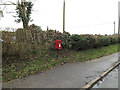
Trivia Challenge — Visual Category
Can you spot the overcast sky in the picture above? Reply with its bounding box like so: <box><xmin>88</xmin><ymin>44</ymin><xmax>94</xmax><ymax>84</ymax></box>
<box><xmin>0</xmin><ymin>0</ymin><xmax>120</xmax><ymax>35</ymax></box>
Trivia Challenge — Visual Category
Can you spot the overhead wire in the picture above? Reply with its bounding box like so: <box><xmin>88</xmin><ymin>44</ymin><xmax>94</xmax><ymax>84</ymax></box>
<box><xmin>66</xmin><ymin>21</ymin><xmax>117</xmax><ymax>28</ymax></box>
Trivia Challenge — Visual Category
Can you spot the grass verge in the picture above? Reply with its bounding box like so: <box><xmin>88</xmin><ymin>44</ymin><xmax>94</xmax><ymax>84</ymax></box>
<box><xmin>2</xmin><ymin>44</ymin><xmax>118</xmax><ymax>82</ymax></box>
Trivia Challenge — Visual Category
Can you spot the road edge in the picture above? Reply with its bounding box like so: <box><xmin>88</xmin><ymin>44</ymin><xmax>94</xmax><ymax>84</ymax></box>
<box><xmin>82</xmin><ymin>61</ymin><xmax>120</xmax><ymax>89</ymax></box>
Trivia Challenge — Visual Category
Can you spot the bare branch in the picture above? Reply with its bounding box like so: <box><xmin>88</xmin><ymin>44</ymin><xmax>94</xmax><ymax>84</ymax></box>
<box><xmin>0</xmin><ymin>4</ymin><xmax>16</xmax><ymax>5</ymax></box>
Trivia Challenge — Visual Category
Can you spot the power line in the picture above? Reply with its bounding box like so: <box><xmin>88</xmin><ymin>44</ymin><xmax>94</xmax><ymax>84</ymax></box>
<box><xmin>66</xmin><ymin>22</ymin><xmax>115</xmax><ymax>28</ymax></box>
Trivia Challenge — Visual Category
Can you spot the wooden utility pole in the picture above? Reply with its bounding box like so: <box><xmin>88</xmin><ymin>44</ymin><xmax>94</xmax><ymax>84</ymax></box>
<box><xmin>63</xmin><ymin>0</ymin><xmax>65</xmax><ymax>33</ymax></box>
<box><xmin>118</xmin><ymin>2</ymin><xmax>120</xmax><ymax>35</ymax></box>
<box><xmin>114</xmin><ymin>21</ymin><xmax>115</xmax><ymax>35</ymax></box>
<box><xmin>47</xmin><ymin>26</ymin><xmax>49</xmax><ymax>30</ymax></box>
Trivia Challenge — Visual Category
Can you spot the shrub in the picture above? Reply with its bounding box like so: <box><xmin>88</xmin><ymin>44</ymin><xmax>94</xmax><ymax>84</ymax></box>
<box><xmin>94</xmin><ymin>37</ymin><xmax>101</xmax><ymax>48</ymax></box>
<box><xmin>109</xmin><ymin>37</ymin><xmax>118</xmax><ymax>44</ymax></box>
<box><xmin>69</xmin><ymin>34</ymin><xmax>88</xmax><ymax>50</ymax></box>
<box><xmin>102</xmin><ymin>37</ymin><xmax>110</xmax><ymax>46</ymax></box>
<box><xmin>94</xmin><ymin>36</ymin><xmax>110</xmax><ymax>48</ymax></box>
<box><xmin>84</xmin><ymin>35</ymin><xmax>96</xmax><ymax>48</ymax></box>
<box><xmin>119</xmin><ymin>37</ymin><xmax>120</xmax><ymax>43</ymax></box>
<box><xmin>2</xmin><ymin>31</ymin><xmax>17</xmax><ymax>57</ymax></box>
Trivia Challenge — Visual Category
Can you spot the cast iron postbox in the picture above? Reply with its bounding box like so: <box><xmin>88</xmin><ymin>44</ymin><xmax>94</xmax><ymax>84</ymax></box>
<box><xmin>55</xmin><ymin>40</ymin><xmax>61</xmax><ymax>49</ymax></box>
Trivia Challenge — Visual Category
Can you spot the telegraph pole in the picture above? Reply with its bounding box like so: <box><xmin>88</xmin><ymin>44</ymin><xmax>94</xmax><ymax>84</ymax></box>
<box><xmin>118</xmin><ymin>2</ymin><xmax>120</xmax><ymax>63</ymax></box>
<box><xmin>63</xmin><ymin>0</ymin><xmax>65</xmax><ymax>33</ymax></box>
<box><xmin>114</xmin><ymin>21</ymin><xmax>115</xmax><ymax>35</ymax></box>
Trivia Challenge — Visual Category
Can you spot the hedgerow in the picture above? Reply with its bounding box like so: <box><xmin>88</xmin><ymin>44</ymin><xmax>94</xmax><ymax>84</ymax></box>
<box><xmin>2</xmin><ymin>25</ymin><xmax>119</xmax><ymax>59</ymax></box>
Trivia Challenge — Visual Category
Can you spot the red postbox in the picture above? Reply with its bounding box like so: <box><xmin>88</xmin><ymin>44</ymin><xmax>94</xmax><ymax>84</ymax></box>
<box><xmin>55</xmin><ymin>40</ymin><xmax>62</xmax><ymax>49</ymax></box>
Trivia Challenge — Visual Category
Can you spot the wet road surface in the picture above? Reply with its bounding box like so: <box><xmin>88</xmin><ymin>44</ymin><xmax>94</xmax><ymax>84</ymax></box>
<box><xmin>2</xmin><ymin>53</ymin><xmax>118</xmax><ymax>88</ymax></box>
<box><xmin>92</xmin><ymin>65</ymin><xmax>119</xmax><ymax>88</ymax></box>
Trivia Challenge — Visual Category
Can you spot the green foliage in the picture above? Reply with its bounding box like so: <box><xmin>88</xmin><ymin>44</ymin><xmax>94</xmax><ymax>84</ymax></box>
<box><xmin>94</xmin><ymin>37</ymin><xmax>101</xmax><ymax>48</ymax></box>
<box><xmin>29</xmin><ymin>24</ymin><xmax>42</xmax><ymax>31</ymax></box>
<box><xmin>66</xmin><ymin>35</ymin><xmax>118</xmax><ymax>51</ymax></box>
<box><xmin>69</xmin><ymin>34</ymin><xmax>88</xmax><ymax>50</ymax></box>
<box><xmin>53</xmin><ymin>32</ymin><xmax>70</xmax><ymax>49</ymax></box>
<box><xmin>119</xmin><ymin>37</ymin><xmax>120</xmax><ymax>43</ymax></box>
<box><xmin>109</xmin><ymin>37</ymin><xmax>118</xmax><ymax>44</ymax></box>
<box><xmin>96</xmin><ymin>37</ymin><xmax>110</xmax><ymax>47</ymax></box>
<box><xmin>84</xmin><ymin>35</ymin><xmax>96</xmax><ymax>49</ymax></box>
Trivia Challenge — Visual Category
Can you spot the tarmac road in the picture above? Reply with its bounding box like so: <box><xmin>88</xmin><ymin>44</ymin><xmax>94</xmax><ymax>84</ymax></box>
<box><xmin>2</xmin><ymin>52</ymin><xmax>119</xmax><ymax>88</ymax></box>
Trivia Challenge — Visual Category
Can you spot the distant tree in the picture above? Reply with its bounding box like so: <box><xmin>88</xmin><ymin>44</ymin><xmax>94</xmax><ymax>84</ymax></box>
<box><xmin>0</xmin><ymin>0</ymin><xmax>4</xmax><ymax>19</ymax></box>
<box><xmin>15</xmin><ymin>0</ymin><xmax>33</xmax><ymax>29</ymax></box>
<box><xmin>0</xmin><ymin>0</ymin><xmax>16</xmax><ymax>19</ymax></box>
<box><xmin>0</xmin><ymin>10</ymin><xmax>3</xmax><ymax>19</ymax></box>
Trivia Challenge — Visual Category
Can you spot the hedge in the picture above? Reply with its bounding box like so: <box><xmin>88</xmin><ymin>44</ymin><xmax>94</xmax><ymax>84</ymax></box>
<box><xmin>50</xmin><ymin>33</ymin><xmax>119</xmax><ymax>51</ymax></box>
<box><xmin>2</xmin><ymin>28</ymin><xmax>119</xmax><ymax>59</ymax></box>
<box><xmin>59</xmin><ymin>35</ymin><xmax>119</xmax><ymax>51</ymax></box>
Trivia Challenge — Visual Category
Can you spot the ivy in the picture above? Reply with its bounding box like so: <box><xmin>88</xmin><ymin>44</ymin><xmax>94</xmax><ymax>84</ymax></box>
<box><xmin>15</xmin><ymin>1</ymin><xmax>33</xmax><ymax>29</ymax></box>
